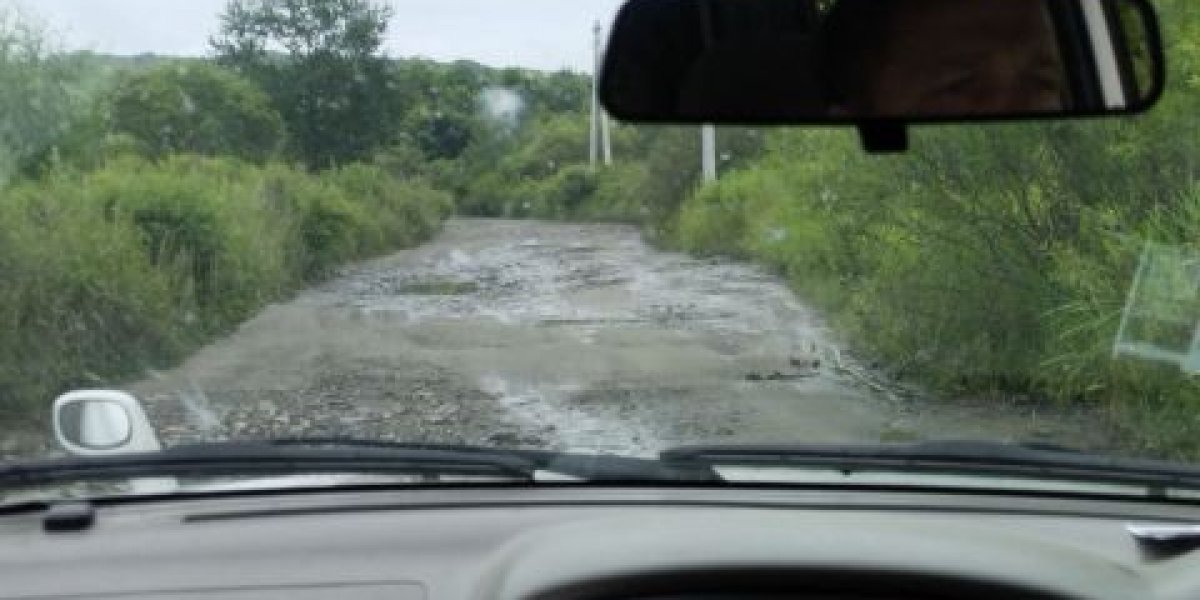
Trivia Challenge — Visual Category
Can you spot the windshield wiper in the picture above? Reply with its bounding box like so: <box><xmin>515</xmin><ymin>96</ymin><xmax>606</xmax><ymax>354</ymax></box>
<box><xmin>663</xmin><ymin>440</ymin><xmax>1200</xmax><ymax>493</ymax></box>
<box><xmin>0</xmin><ymin>438</ymin><xmax>719</xmax><ymax>489</ymax></box>
<box><xmin>260</xmin><ymin>438</ymin><xmax>717</xmax><ymax>482</ymax></box>
<box><xmin>0</xmin><ymin>440</ymin><xmax>539</xmax><ymax>487</ymax></box>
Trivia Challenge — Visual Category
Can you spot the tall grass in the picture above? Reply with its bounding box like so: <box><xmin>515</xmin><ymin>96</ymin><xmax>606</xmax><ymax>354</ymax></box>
<box><xmin>666</xmin><ymin>115</ymin><xmax>1200</xmax><ymax>459</ymax></box>
<box><xmin>0</xmin><ymin>154</ymin><xmax>451</xmax><ymax>427</ymax></box>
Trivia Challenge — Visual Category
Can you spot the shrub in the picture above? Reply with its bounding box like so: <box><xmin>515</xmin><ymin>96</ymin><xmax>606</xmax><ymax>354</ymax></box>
<box><xmin>110</xmin><ymin>63</ymin><xmax>286</xmax><ymax>162</ymax></box>
<box><xmin>0</xmin><ymin>155</ymin><xmax>448</xmax><ymax>427</ymax></box>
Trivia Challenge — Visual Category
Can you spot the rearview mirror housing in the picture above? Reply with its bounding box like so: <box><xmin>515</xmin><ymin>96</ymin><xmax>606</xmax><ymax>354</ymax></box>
<box><xmin>599</xmin><ymin>0</ymin><xmax>1164</xmax><ymax>126</ymax></box>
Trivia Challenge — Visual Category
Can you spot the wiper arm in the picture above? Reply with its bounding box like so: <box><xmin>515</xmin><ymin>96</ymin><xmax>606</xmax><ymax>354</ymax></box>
<box><xmin>663</xmin><ymin>440</ymin><xmax>1200</xmax><ymax>492</ymax></box>
<box><xmin>0</xmin><ymin>438</ymin><xmax>720</xmax><ymax>490</ymax></box>
<box><xmin>262</xmin><ymin>438</ymin><xmax>717</xmax><ymax>482</ymax></box>
<box><xmin>0</xmin><ymin>440</ymin><xmax>538</xmax><ymax>487</ymax></box>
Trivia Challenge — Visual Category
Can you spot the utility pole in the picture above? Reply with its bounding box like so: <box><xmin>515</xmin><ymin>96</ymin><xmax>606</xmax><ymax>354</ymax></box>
<box><xmin>591</xmin><ymin>20</ymin><xmax>613</xmax><ymax>168</ymax></box>
<box><xmin>697</xmin><ymin>0</ymin><xmax>717</xmax><ymax>184</ymax></box>
<box><xmin>590</xmin><ymin>21</ymin><xmax>602</xmax><ymax>168</ymax></box>
<box><xmin>701</xmin><ymin>124</ymin><xmax>717</xmax><ymax>183</ymax></box>
<box><xmin>601</xmin><ymin>102</ymin><xmax>613</xmax><ymax>166</ymax></box>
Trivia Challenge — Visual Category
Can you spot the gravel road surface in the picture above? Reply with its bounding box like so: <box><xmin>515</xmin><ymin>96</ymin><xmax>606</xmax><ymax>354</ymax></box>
<box><xmin>130</xmin><ymin>219</ymin><xmax>1109</xmax><ymax>456</ymax></box>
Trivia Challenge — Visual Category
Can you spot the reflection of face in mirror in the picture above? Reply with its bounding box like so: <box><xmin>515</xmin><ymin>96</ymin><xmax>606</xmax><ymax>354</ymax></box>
<box><xmin>825</xmin><ymin>0</ymin><xmax>1067</xmax><ymax>117</ymax></box>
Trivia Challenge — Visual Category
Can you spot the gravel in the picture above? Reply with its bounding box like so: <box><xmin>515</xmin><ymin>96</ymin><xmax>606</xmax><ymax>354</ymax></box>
<box><xmin>12</xmin><ymin>218</ymin><xmax>1114</xmax><ymax>461</ymax></box>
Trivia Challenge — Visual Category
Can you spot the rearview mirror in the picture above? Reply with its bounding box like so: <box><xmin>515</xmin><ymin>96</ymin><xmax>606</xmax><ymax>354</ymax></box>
<box><xmin>599</xmin><ymin>0</ymin><xmax>1164</xmax><ymax>124</ymax></box>
<box><xmin>54</xmin><ymin>390</ymin><xmax>162</xmax><ymax>456</ymax></box>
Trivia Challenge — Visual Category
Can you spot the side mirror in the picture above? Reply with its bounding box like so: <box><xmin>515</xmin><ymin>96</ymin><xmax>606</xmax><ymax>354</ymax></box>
<box><xmin>54</xmin><ymin>390</ymin><xmax>162</xmax><ymax>456</ymax></box>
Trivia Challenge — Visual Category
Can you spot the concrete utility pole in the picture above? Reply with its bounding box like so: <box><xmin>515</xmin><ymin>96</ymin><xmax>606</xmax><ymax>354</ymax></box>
<box><xmin>701</xmin><ymin>124</ymin><xmax>718</xmax><ymax>183</ymax></box>
<box><xmin>591</xmin><ymin>20</ymin><xmax>613</xmax><ymax>168</ymax></box>
<box><xmin>601</xmin><ymin>104</ymin><xmax>613</xmax><ymax>166</ymax></box>
<box><xmin>590</xmin><ymin>23</ymin><xmax>600</xmax><ymax>170</ymax></box>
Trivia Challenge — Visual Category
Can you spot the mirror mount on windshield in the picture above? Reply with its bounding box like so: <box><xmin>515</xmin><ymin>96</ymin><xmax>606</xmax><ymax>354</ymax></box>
<box><xmin>857</xmin><ymin>122</ymin><xmax>909</xmax><ymax>154</ymax></box>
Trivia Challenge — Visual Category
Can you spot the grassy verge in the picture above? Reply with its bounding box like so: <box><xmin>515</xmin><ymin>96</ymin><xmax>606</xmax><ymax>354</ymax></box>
<box><xmin>0</xmin><ymin>154</ymin><xmax>451</xmax><ymax>428</ymax></box>
<box><xmin>667</xmin><ymin>121</ymin><xmax>1200</xmax><ymax>460</ymax></box>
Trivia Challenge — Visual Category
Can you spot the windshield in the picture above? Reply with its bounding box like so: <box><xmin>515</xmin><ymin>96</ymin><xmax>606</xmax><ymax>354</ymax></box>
<box><xmin>0</xmin><ymin>0</ymin><xmax>1197</xmax><ymax>495</ymax></box>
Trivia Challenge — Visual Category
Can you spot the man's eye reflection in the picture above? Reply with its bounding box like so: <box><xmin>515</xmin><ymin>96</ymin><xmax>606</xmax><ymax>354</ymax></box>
<box><xmin>823</xmin><ymin>0</ymin><xmax>1069</xmax><ymax>117</ymax></box>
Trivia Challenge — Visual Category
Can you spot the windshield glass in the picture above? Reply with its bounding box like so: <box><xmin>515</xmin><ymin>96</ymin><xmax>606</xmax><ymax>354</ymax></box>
<box><xmin>0</xmin><ymin>0</ymin><xmax>1197</xmax><ymax>496</ymax></box>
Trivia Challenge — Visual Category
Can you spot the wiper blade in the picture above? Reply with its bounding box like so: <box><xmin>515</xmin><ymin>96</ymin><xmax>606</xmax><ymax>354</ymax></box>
<box><xmin>261</xmin><ymin>438</ymin><xmax>717</xmax><ymax>482</ymax></box>
<box><xmin>663</xmin><ymin>440</ymin><xmax>1200</xmax><ymax>491</ymax></box>
<box><xmin>0</xmin><ymin>438</ymin><xmax>720</xmax><ymax>489</ymax></box>
<box><xmin>0</xmin><ymin>440</ymin><xmax>538</xmax><ymax>487</ymax></box>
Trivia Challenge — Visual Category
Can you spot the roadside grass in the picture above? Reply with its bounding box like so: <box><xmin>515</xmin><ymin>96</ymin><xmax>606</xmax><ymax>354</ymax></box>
<box><xmin>0</xmin><ymin>154</ymin><xmax>451</xmax><ymax>429</ymax></box>
<box><xmin>662</xmin><ymin>119</ymin><xmax>1200</xmax><ymax>461</ymax></box>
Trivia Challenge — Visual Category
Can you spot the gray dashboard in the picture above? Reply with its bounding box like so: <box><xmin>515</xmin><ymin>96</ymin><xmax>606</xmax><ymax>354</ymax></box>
<box><xmin>3</xmin><ymin>486</ymin><xmax>1200</xmax><ymax>599</ymax></box>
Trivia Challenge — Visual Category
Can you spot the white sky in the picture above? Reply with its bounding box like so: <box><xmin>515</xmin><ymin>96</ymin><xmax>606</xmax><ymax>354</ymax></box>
<box><xmin>6</xmin><ymin>0</ymin><xmax>626</xmax><ymax>72</ymax></box>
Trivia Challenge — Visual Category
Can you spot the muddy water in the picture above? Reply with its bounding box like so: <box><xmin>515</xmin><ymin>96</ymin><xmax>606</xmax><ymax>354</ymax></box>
<box><xmin>132</xmin><ymin>219</ymin><xmax>1109</xmax><ymax>457</ymax></box>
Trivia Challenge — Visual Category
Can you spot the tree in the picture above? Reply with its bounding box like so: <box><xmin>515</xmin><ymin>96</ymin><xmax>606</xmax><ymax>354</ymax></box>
<box><xmin>0</xmin><ymin>10</ymin><xmax>92</xmax><ymax>183</ymax></box>
<box><xmin>500</xmin><ymin>114</ymin><xmax>589</xmax><ymax>180</ymax></box>
<box><xmin>391</xmin><ymin>60</ymin><xmax>486</xmax><ymax>161</ymax></box>
<box><xmin>211</xmin><ymin>0</ymin><xmax>396</xmax><ymax>169</ymax></box>
<box><xmin>498</xmin><ymin>68</ymin><xmax>589</xmax><ymax>116</ymax></box>
<box><xmin>110</xmin><ymin>62</ymin><xmax>285</xmax><ymax>162</ymax></box>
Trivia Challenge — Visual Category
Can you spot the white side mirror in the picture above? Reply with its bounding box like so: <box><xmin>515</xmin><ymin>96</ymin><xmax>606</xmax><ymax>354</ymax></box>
<box><xmin>54</xmin><ymin>390</ymin><xmax>162</xmax><ymax>456</ymax></box>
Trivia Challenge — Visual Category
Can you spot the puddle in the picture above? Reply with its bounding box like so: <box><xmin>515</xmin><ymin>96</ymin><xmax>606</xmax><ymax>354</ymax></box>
<box><xmin>480</xmin><ymin>376</ymin><xmax>661</xmax><ymax>457</ymax></box>
<box><xmin>394</xmin><ymin>280</ymin><xmax>480</xmax><ymax>296</ymax></box>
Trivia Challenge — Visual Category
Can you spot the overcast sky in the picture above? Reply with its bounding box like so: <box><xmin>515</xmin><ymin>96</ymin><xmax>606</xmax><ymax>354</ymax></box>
<box><xmin>6</xmin><ymin>0</ymin><xmax>626</xmax><ymax>72</ymax></box>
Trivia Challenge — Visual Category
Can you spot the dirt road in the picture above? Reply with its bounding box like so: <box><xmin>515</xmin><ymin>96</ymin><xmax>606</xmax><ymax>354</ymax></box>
<box><xmin>133</xmin><ymin>219</ymin><xmax>1108</xmax><ymax>456</ymax></box>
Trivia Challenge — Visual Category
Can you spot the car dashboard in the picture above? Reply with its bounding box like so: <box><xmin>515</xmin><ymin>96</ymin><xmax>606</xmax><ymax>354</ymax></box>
<box><xmin>3</xmin><ymin>485</ymin><xmax>1200</xmax><ymax>600</ymax></box>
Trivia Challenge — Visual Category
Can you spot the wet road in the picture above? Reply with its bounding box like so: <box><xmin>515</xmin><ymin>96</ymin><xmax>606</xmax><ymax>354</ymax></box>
<box><xmin>134</xmin><ymin>219</ymin><xmax>1108</xmax><ymax>456</ymax></box>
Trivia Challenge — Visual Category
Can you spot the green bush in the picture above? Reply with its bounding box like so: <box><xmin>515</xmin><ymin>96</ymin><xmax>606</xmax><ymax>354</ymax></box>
<box><xmin>327</xmin><ymin>163</ymin><xmax>453</xmax><ymax>252</ymax></box>
<box><xmin>110</xmin><ymin>63</ymin><xmax>286</xmax><ymax>162</ymax></box>
<box><xmin>577</xmin><ymin>163</ymin><xmax>652</xmax><ymax>222</ymax></box>
<box><xmin>0</xmin><ymin>174</ymin><xmax>183</xmax><ymax>426</ymax></box>
<box><xmin>524</xmin><ymin>165</ymin><xmax>597</xmax><ymax>219</ymax></box>
<box><xmin>0</xmin><ymin>13</ymin><xmax>98</xmax><ymax>183</ymax></box>
<box><xmin>664</xmin><ymin>115</ymin><xmax>1200</xmax><ymax>459</ymax></box>
<box><xmin>0</xmin><ymin>155</ymin><xmax>448</xmax><ymax>427</ymax></box>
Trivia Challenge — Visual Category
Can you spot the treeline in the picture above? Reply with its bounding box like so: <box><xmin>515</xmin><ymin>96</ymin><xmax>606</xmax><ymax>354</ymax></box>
<box><xmin>0</xmin><ymin>0</ymin><xmax>599</xmax><ymax>427</ymax></box>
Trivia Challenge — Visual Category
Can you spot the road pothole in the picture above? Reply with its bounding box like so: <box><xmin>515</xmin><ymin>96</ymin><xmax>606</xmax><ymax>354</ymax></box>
<box><xmin>394</xmin><ymin>280</ymin><xmax>480</xmax><ymax>296</ymax></box>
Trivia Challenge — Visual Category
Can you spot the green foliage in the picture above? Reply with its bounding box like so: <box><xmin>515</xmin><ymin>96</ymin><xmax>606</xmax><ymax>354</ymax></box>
<box><xmin>388</xmin><ymin>61</ymin><xmax>590</xmax><ymax>165</ymax></box>
<box><xmin>322</xmin><ymin>163</ymin><xmax>453</xmax><ymax>263</ymax></box>
<box><xmin>497</xmin><ymin>67</ymin><xmax>590</xmax><ymax>115</ymax></box>
<box><xmin>534</xmin><ymin>165</ymin><xmax>599</xmax><ymax>218</ymax></box>
<box><xmin>506</xmin><ymin>114</ymin><xmax>591</xmax><ymax>180</ymax></box>
<box><xmin>453</xmin><ymin>118</ymin><xmax>765</xmax><ymax>226</ymax></box>
<box><xmin>110</xmin><ymin>63</ymin><xmax>285</xmax><ymax>162</ymax></box>
<box><xmin>629</xmin><ymin>128</ymin><xmax>703</xmax><ymax>228</ymax></box>
<box><xmin>390</xmin><ymin>60</ymin><xmax>487</xmax><ymax>161</ymax></box>
<box><xmin>575</xmin><ymin>164</ymin><xmax>652</xmax><ymax>222</ymax></box>
<box><xmin>661</xmin><ymin>0</ymin><xmax>1200</xmax><ymax>459</ymax></box>
<box><xmin>212</xmin><ymin>0</ymin><xmax>396</xmax><ymax>169</ymax></box>
<box><xmin>0</xmin><ymin>156</ymin><xmax>448</xmax><ymax>427</ymax></box>
<box><xmin>0</xmin><ymin>11</ymin><xmax>96</xmax><ymax>183</ymax></box>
